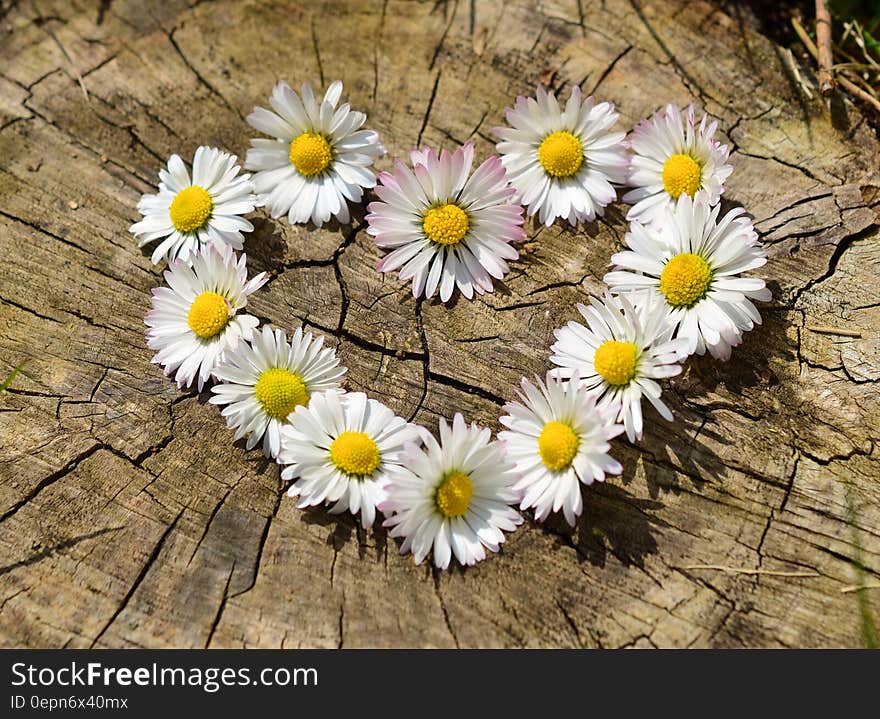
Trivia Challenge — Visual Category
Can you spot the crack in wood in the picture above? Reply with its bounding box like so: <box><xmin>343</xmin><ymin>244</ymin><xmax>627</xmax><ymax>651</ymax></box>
<box><xmin>2</xmin><ymin>0</ymin><xmax>878</xmax><ymax>649</ymax></box>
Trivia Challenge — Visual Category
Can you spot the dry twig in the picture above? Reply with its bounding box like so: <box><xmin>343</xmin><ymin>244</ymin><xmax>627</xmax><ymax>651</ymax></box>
<box><xmin>793</xmin><ymin>17</ymin><xmax>880</xmax><ymax>112</ymax></box>
<box><xmin>676</xmin><ymin>565</ymin><xmax>821</xmax><ymax>578</ymax></box>
<box><xmin>815</xmin><ymin>0</ymin><xmax>836</xmax><ymax>94</ymax></box>
<box><xmin>807</xmin><ymin>325</ymin><xmax>863</xmax><ymax>338</ymax></box>
<box><xmin>782</xmin><ymin>46</ymin><xmax>814</xmax><ymax>99</ymax></box>
<box><xmin>793</xmin><ymin>17</ymin><xmax>822</xmax><ymax>63</ymax></box>
<box><xmin>837</xmin><ymin>73</ymin><xmax>880</xmax><ymax>111</ymax></box>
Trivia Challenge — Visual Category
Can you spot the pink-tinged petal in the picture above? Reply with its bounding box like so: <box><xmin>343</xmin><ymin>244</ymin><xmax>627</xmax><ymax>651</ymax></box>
<box><xmin>449</xmin><ymin>142</ymin><xmax>475</xmax><ymax>195</ymax></box>
<box><xmin>410</xmin><ymin>147</ymin><xmax>437</xmax><ymax>170</ymax></box>
<box><xmin>391</xmin><ymin>159</ymin><xmax>430</xmax><ymax>207</ymax></box>
<box><xmin>460</xmin><ymin>156</ymin><xmax>511</xmax><ymax>208</ymax></box>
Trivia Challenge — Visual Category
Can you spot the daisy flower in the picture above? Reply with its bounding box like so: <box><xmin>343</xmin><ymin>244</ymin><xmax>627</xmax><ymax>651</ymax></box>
<box><xmin>210</xmin><ymin>326</ymin><xmax>346</xmax><ymax>459</ymax></box>
<box><xmin>623</xmin><ymin>104</ymin><xmax>732</xmax><ymax>227</ymax></box>
<box><xmin>499</xmin><ymin>374</ymin><xmax>623</xmax><ymax>527</ymax></box>
<box><xmin>549</xmin><ymin>292</ymin><xmax>687</xmax><ymax>442</ymax></box>
<box><xmin>380</xmin><ymin>413</ymin><xmax>522</xmax><ymax>569</ymax></box>
<box><xmin>494</xmin><ymin>85</ymin><xmax>628</xmax><ymax>227</ymax></box>
<box><xmin>279</xmin><ymin>391</ymin><xmax>421</xmax><ymax>527</ymax></box>
<box><xmin>130</xmin><ymin>146</ymin><xmax>256</xmax><ymax>265</ymax></box>
<box><xmin>604</xmin><ymin>193</ymin><xmax>771</xmax><ymax>360</ymax></box>
<box><xmin>145</xmin><ymin>244</ymin><xmax>267</xmax><ymax>391</ymax></box>
<box><xmin>367</xmin><ymin>143</ymin><xmax>525</xmax><ymax>302</ymax></box>
<box><xmin>245</xmin><ymin>79</ymin><xmax>383</xmax><ymax>227</ymax></box>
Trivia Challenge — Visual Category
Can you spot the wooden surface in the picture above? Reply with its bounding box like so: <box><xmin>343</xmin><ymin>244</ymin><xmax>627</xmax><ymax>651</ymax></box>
<box><xmin>1</xmin><ymin>0</ymin><xmax>879</xmax><ymax>648</ymax></box>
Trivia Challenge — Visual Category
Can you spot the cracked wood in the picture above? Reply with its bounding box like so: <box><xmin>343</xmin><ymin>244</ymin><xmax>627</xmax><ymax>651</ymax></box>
<box><xmin>1</xmin><ymin>0</ymin><xmax>879</xmax><ymax>648</ymax></box>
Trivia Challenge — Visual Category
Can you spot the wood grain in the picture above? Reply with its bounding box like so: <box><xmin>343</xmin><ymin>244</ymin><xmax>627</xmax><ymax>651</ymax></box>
<box><xmin>1</xmin><ymin>0</ymin><xmax>878</xmax><ymax>648</ymax></box>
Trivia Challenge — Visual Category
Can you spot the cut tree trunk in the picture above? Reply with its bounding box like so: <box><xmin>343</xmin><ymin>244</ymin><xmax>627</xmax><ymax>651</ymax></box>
<box><xmin>1</xmin><ymin>0</ymin><xmax>879</xmax><ymax>648</ymax></box>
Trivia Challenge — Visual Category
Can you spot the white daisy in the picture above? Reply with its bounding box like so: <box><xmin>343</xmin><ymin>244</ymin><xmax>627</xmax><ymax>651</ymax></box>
<box><xmin>279</xmin><ymin>391</ymin><xmax>421</xmax><ymax>527</ymax></box>
<box><xmin>623</xmin><ymin>104</ymin><xmax>732</xmax><ymax>227</ymax></box>
<box><xmin>130</xmin><ymin>146</ymin><xmax>256</xmax><ymax>265</ymax></box>
<box><xmin>367</xmin><ymin>143</ymin><xmax>525</xmax><ymax>301</ymax></box>
<box><xmin>210</xmin><ymin>326</ymin><xmax>347</xmax><ymax>459</ymax></box>
<box><xmin>145</xmin><ymin>243</ymin><xmax>267</xmax><ymax>391</ymax></box>
<box><xmin>550</xmin><ymin>292</ymin><xmax>687</xmax><ymax>442</ymax></box>
<box><xmin>494</xmin><ymin>85</ymin><xmax>628</xmax><ymax>227</ymax></box>
<box><xmin>498</xmin><ymin>373</ymin><xmax>624</xmax><ymax>527</ymax></box>
<box><xmin>245</xmin><ymin>79</ymin><xmax>383</xmax><ymax>227</ymax></box>
<box><xmin>605</xmin><ymin>193</ymin><xmax>771</xmax><ymax>360</ymax></box>
<box><xmin>380</xmin><ymin>413</ymin><xmax>523</xmax><ymax>569</ymax></box>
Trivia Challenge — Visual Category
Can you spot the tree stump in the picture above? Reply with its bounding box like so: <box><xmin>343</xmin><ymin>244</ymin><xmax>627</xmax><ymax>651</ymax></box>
<box><xmin>1</xmin><ymin>0</ymin><xmax>879</xmax><ymax>648</ymax></box>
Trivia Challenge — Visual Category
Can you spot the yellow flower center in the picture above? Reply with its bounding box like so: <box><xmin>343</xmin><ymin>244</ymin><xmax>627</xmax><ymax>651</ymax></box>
<box><xmin>254</xmin><ymin>368</ymin><xmax>309</xmax><ymax>420</ymax></box>
<box><xmin>169</xmin><ymin>186</ymin><xmax>213</xmax><ymax>233</ymax></box>
<box><xmin>289</xmin><ymin>131</ymin><xmax>333</xmax><ymax>177</ymax></box>
<box><xmin>537</xmin><ymin>421</ymin><xmax>580</xmax><ymax>471</ymax></box>
<box><xmin>659</xmin><ymin>252</ymin><xmax>712</xmax><ymax>308</ymax></box>
<box><xmin>422</xmin><ymin>203</ymin><xmax>469</xmax><ymax>246</ymax></box>
<box><xmin>187</xmin><ymin>291</ymin><xmax>230</xmax><ymax>339</ymax></box>
<box><xmin>661</xmin><ymin>153</ymin><xmax>702</xmax><ymax>199</ymax></box>
<box><xmin>329</xmin><ymin>431</ymin><xmax>381</xmax><ymax>477</ymax></box>
<box><xmin>538</xmin><ymin>130</ymin><xmax>584</xmax><ymax>178</ymax></box>
<box><xmin>435</xmin><ymin>471</ymin><xmax>473</xmax><ymax>518</ymax></box>
<box><xmin>594</xmin><ymin>340</ymin><xmax>639</xmax><ymax>387</ymax></box>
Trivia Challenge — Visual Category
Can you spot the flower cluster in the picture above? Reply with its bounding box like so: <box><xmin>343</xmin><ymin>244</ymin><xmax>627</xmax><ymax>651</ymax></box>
<box><xmin>133</xmin><ymin>81</ymin><xmax>769</xmax><ymax>569</ymax></box>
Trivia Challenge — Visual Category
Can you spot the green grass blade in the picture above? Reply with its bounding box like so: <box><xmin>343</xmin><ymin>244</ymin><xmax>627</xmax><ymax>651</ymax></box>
<box><xmin>845</xmin><ymin>485</ymin><xmax>879</xmax><ymax>649</ymax></box>
<box><xmin>0</xmin><ymin>362</ymin><xmax>26</xmax><ymax>393</ymax></box>
<box><xmin>862</xmin><ymin>28</ymin><xmax>880</xmax><ymax>56</ymax></box>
